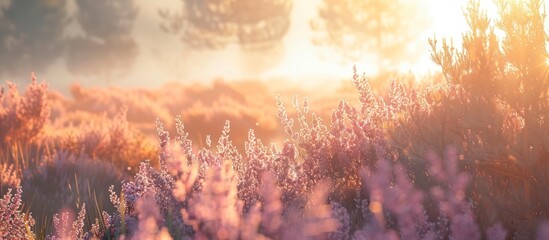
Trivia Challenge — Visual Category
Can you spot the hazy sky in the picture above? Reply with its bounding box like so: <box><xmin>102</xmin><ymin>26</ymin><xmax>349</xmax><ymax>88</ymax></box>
<box><xmin>1</xmin><ymin>0</ymin><xmax>474</xmax><ymax>92</ymax></box>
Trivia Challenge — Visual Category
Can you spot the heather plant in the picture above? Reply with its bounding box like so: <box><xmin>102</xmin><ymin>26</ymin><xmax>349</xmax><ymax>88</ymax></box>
<box><xmin>182</xmin><ymin>161</ymin><xmax>241</xmax><ymax>239</ymax></box>
<box><xmin>48</xmin><ymin>108</ymin><xmax>158</xmax><ymax>172</ymax></box>
<box><xmin>0</xmin><ymin>187</ymin><xmax>35</xmax><ymax>239</ymax></box>
<box><xmin>106</xmin><ymin>123</ymin><xmax>188</xmax><ymax>238</ymax></box>
<box><xmin>355</xmin><ymin>144</ymin><xmax>507</xmax><ymax>240</ymax></box>
<box><xmin>3</xmin><ymin>72</ymin><xmax>547</xmax><ymax>239</ymax></box>
<box><xmin>108</xmin><ymin>160</ymin><xmax>183</xmax><ymax>238</ymax></box>
<box><xmin>238</xmin><ymin>129</ymin><xmax>270</xmax><ymax>208</ymax></box>
<box><xmin>63</xmin><ymin>81</ymin><xmax>280</xmax><ymax>148</ymax></box>
<box><xmin>4</xmin><ymin>1</ymin><xmax>549</xmax><ymax>239</ymax></box>
<box><xmin>21</xmin><ymin>151</ymin><xmax>125</xmax><ymax>238</ymax></box>
<box><xmin>277</xmin><ymin>70</ymin><xmax>407</xmax><ymax>207</ymax></box>
<box><xmin>425</xmin><ymin>147</ymin><xmax>481</xmax><ymax>239</ymax></box>
<box><xmin>98</xmin><ymin>115</ymin><xmax>346</xmax><ymax>239</ymax></box>
<box><xmin>67</xmin><ymin>84</ymin><xmax>173</xmax><ymax>131</ymax></box>
<box><xmin>360</xmin><ymin>156</ymin><xmax>431</xmax><ymax>240</ymax></box>
<box><xmin>328</xmin><ymin>201</ymin><xmax>350</xmax><ymax>240</ymax></box>
<box><xmin>390</xmin><ymin>0</ymin><xmax>549</xmax><ymax>237</ymax></box>
<box><xmin>0</xmin><ymin>163</ymin><xmax>20</xmax><ymax>191</ymax></box>
<box><xmin>47</xmin><ymin>204</ymin><xmax>86</xmax><ymax>240</ymax></box>
<box><xmin>258</xmin><ymin>171</ymin><xmax>282</xmax><ymax>238</ymax></box>
<box><xmin>131</xmin><ymin>196</ymin><xmax>173</xmax><ymax>240</ymax></box>
<box><xmin>168</xmin><ymin>81</ymin><xmax>279</xmax><ymax>148</ymax></box>
<box><xmin>0</xmin><ymin>73</ymin><xmax>50</xmax><ymax>147</ymax></box>
<box><xmin>0</xmin><ymin>74</ymin><xmax>52</xmax><ymax>202</ymax></box>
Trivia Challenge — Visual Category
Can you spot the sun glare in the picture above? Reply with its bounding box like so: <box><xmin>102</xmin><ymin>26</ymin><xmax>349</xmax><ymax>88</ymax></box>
<box><xmin>265</xmin><ymin>0</ymin><xmax>510</xmax><ymax>82</ymax></box>
<box><xmin>404</xmin><ymin>0</ymin><xmax>511</xmax><ymax>76</ymax></box>
<box><xmin>426</xmin><ymin>0</ymin><xmax>500</xmax><ymax>37</ymax></box>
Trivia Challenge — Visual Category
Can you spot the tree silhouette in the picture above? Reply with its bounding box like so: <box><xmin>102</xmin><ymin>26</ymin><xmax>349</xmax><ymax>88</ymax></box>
<box><xmin>0</xmin><ymin>0</ymin><xmax>68</xmax><ymax>78</ymax></box>
<box><xmin>159</xmin><ymin>0</ymin><xmax>292</xmax><ymax>77</ymax></box>
<box><xmin>74</xmin><ymin>0</ymin><xmax>137</xmax><ymax>39</ymax></box>
<box><xmin>159</xmin><ymin>0</ymin><xmax>292</xmax><ymax>50</ymax></box>
<box><xmin>311</xmin><ymin>0</ymin><xmax>429</xmax><ymax>72</ymax></box>
<box><xmin>66</xmin><ymin>0</ymin><xmax>139</xmax><ymax>80</ymax></box>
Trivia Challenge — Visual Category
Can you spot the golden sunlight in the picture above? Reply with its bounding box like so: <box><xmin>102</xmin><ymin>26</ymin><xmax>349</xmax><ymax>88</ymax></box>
<box><xmin>267</xmin><ymin>0</ymin><xmax>504</xmax><ymax>81</ymax></box>
<box><xmin>3</xmin><ymin>0</ymin><xmax>549</xmax><ymax>238</ymax></box>
<box><xmin>426</xmin><ymin>0</ymin><xmax>501</xmax><ymax>38</ymax></box>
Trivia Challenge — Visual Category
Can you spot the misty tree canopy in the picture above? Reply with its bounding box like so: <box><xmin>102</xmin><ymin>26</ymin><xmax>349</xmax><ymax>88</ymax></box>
<box><xmin>74</xmin><ymin>0</ymin><xmax>137</xmax><ymax>39</ymax></box>
<box><xmin>311</xmin><ymin>0</ymin><xmax>429</xmax><ymax>71</ymax></box>
<box><xmin>0</xmin><ymin>0</ymin><xmax>68</xmax><ymax>78</ymax></box>
<box><xmin>0</xmin><ymin>0</ymin><xmax>139</xmax><ymax>81</ymax></box>
<box><xmin>66</xmin><ymin>0</ymin><xmax>139</xmax><ymax>79</ymax></box>
<box><xmin>160</xmin><ymin>0</ymin><xmax>292</xmax><ymax>50</ymax></box>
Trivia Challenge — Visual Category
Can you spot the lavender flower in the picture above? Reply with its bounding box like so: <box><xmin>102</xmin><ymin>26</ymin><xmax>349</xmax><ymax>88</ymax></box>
<box><xmin>48</xmin><ymin>204</ymin><xmax>86</xmax><ymax>240</ymax></box>
<box><xmin>0</xmin><ymin>187</ymin><xmax>34</xmax><ymax>239</ymax></box>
